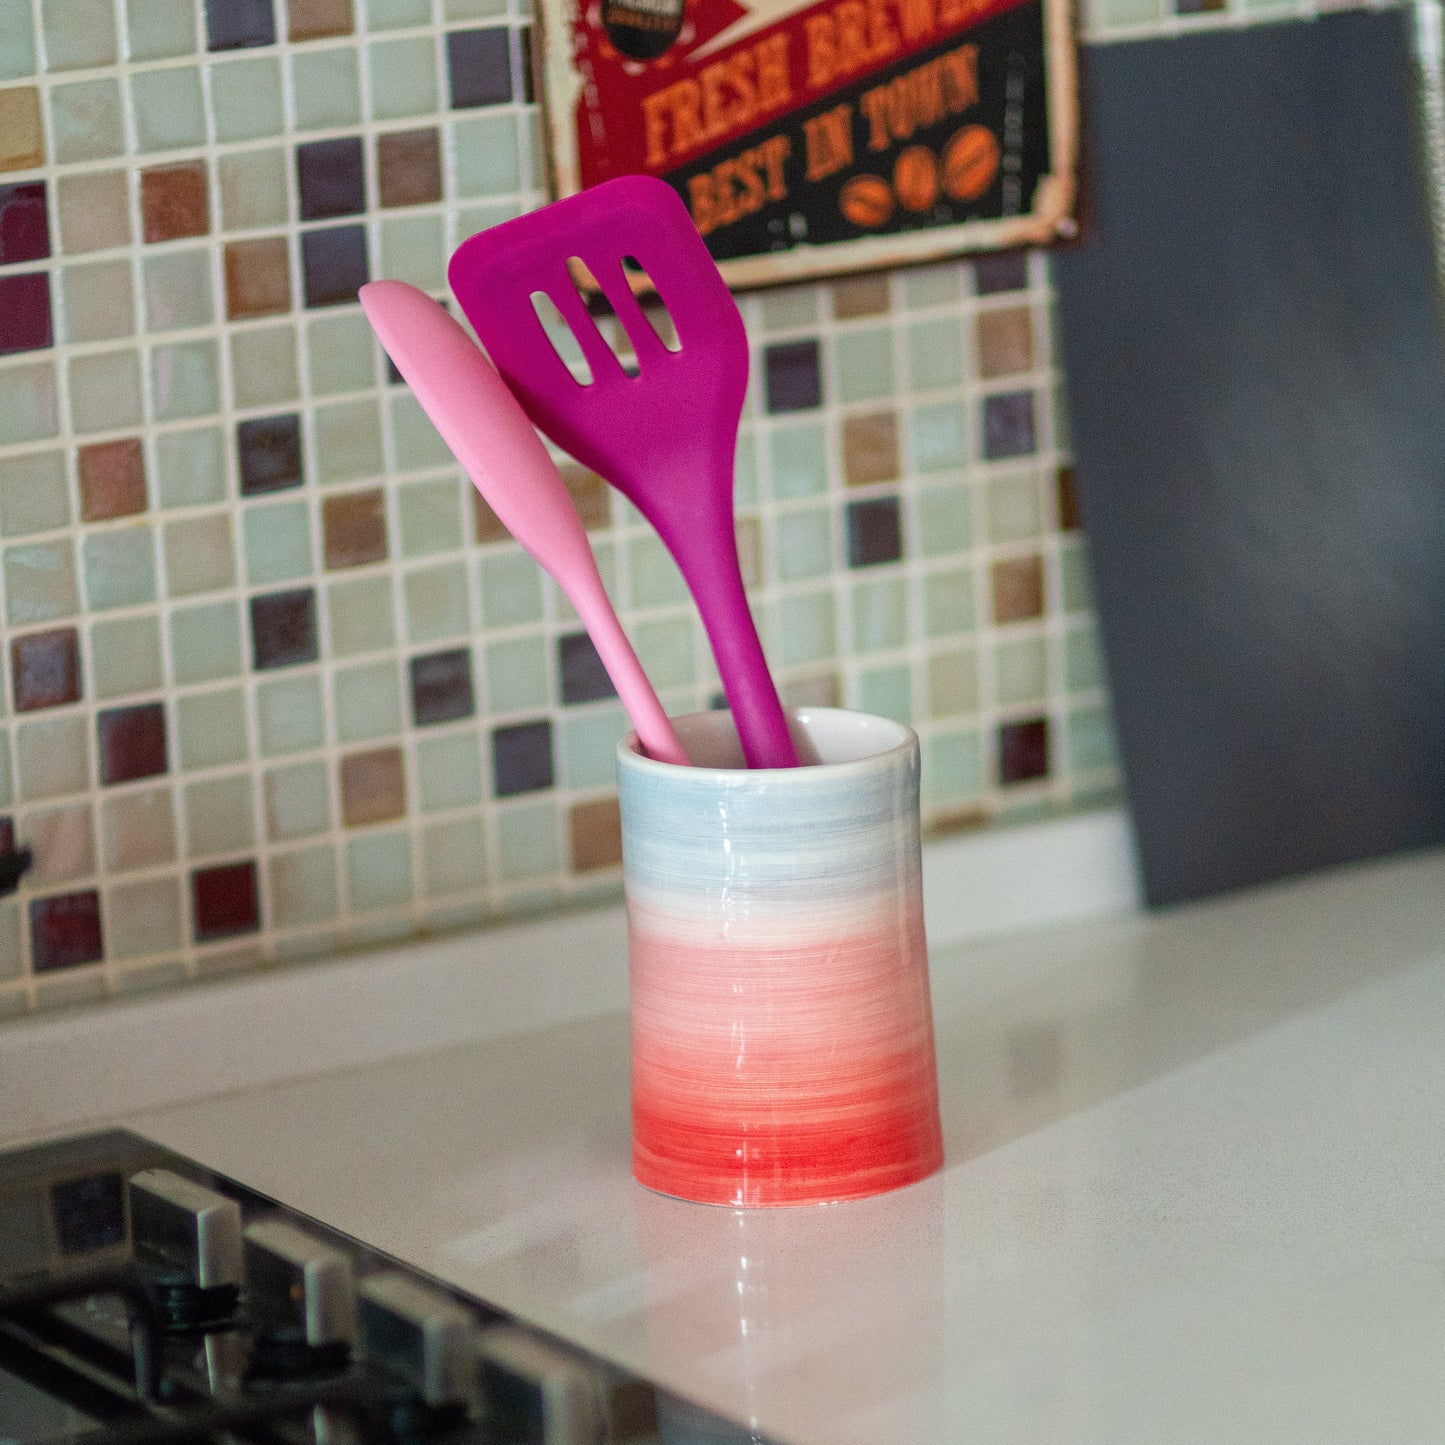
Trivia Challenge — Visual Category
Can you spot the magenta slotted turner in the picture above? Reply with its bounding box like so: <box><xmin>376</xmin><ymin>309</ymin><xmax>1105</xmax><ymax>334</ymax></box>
<box><xmin>448</xmin><ymin>176</ymin><xmax>799</xmax><ymax>770</ymax></box>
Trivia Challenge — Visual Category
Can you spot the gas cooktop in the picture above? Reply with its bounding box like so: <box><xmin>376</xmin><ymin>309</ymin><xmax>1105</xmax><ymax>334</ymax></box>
<box><xmin>0</xmin><ymin>1131</ymin><xmax>776</xmax><ymax>1445</ymax></box>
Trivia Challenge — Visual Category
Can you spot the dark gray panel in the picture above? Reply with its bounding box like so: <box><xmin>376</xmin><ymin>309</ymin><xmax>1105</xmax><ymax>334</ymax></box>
<box><xmin>1054</xmin><ymin>10</ymin><xmax>1445</xmax><ymax>907</ymax></box>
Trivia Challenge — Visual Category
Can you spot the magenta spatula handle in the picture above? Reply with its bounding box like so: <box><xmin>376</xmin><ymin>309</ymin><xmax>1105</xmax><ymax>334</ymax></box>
<box><xmin>449</xmin><ymin>177</ymin><xmax>800</xmax><ymax>769</ymax></box>
<box><xmin>358</xmin><ymin>281</ymin><xmax>689</xmax><ymax>767</ymax></box>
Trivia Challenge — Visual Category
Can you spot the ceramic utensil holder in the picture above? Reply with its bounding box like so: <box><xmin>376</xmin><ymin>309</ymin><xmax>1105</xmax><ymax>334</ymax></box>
<box><xmin>617</xmin><ymin>707</ymin><xmax>944</xmax><ymax>1208</ymax></box>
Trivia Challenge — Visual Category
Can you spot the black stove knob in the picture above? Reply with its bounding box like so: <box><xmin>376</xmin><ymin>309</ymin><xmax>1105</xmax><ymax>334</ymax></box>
<box><xmin>475</xmin><ymin>1327</ymin><xmax>607</xmax><ymax>1445</ymax></box>
<box><xmin>127</xmin><ymin>1169</ymin><xmax>243</xmax><ymax>1332</ymax></box>
<box><xmin>242</xmin><ymin>1219</ymin><xmax>355</xmax><ymax>1383</ymax></box>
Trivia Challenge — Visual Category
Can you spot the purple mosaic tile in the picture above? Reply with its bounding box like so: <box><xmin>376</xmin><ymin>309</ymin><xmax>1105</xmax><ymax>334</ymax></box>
<box><xmin>12</xmin><ymin>628</ymin><xmax>82</xmax><ymax>712</ymax></box>
<box><xmin>447</xmin><ymin>28</ymin><xmax>513</xmax><ymax>109</ymax></box>
<box><xmin>250</xmin><ymin>588</ymin><xmax>318</xmax><ymax>669</ymax></box>
<box><xmin>31</xmin><ymin>891</ymin><xmax>104</xmax><ymax>972</ymax></box>
<box><xmin>764</xmin><ymin>339</ymin><xmax>822</xmax><ymax>413</ymax></box>
<box><xmin>491</xmin><ymin>719</ymin><xmax>553</xmax><ymax>797</ymax></box>
<box><xmin>846</xmin><ymin>496</ymin><xmax>903</xmax><ymax>567</ymax></box>
<box><xmin>0</xmin><ymin>272</ymin><xmax>51</xmax><ymax>355</ymax></box>
<box><xmin>301</xmin><ymin>225</ymin><xmax>369</xmax><ymax>308</ymax></box>
<box><xmin>237</xmin><ymin>414</ymin><xmax>303</xmax><ymax>495</ymax></box>
<box><xmin>558</xmin><ymin>631</ymin><xmax>615</xmax><ymax>704</ymax></box>
<box><xmin>982</xmin><ymin>391</ymin><xmax>1037</xmax><ymax>460</ymax></box>
<box><xmin>0</xmin><ymin>182</ymin><xmax>49</xmax><ymax>265</ymax></box>
<box><xmin>206</xmin><ymin>0</ymin><xmax>276</xmax><ymax>49</ymax></box>
<box><xmin>297</xmin><ymin>137</ymin><xmax>366</xmax><ymax>221</ymax></box>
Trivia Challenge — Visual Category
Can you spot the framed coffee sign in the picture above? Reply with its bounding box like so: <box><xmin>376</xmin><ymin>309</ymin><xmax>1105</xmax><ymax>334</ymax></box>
<box><xmin>533</xmin><ymin>0</ymin><xmax>1079</xmax><ymax>287</ymax></box>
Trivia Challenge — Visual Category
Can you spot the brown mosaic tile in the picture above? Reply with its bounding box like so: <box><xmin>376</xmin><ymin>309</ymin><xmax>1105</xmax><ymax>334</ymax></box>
<box><xmin>224</xmin><ymin>237</ymin><xmax>291</xmax><ymax>320</ymax></box>
<box><xmin>736</xmin><ymin>516</ymin><xmax>761</xmax><ymax>588</ymax></box>
<box><xmin>340</xmin><ymin>746</ymin><xmax>406</xmax><ymax>826</ymax></box>
<box><xmin>377</xmin><ymin>129</ymin><xmax>442</xmax><ymax>209</ymax></box>
<box><xmin>57</xmin><ymin>171</ymin><xmax>130</xmax><ymax>254</ymax></box>
<box><xmin>25</xmin><ymin>805</ymin><xmax>95</xmax><ymax>886</ymax></box>
<box><xmin>558</xmin><ymin>464</ymin><xmax>610</xmax><ymax>530</ymax></box>
<box><xmin>832</xmin><ymin>274</ymin><xmax>891</xmax><ymax>320</ymax></box>
<box><xmin>140</xmin><ymin>162</ymin><xmax>210</xmax><ymax>244</ymax></box>
<box><xmin>0</xmin><ymin>89</ymin><xmax>44</xmax><ymax>173</ymax></box>
<box><xmin>842</xmin><ymin>411</ymin><xmax>900</xmax><ymax>487</ymax></box>
<box><xmin>12</xmin><ymin>628</ymin><xmax>82</xmax><ymax>711</ymax></box>
<box><xmin>287</xmin><ymin>0</ymin><xmax>354</xmax><ymax>39</ymax></box>
<box><xmin>323</xmin><ymin>488</ymin><xmax>388</xmax><ymax>568</ymax></box>
<box><xmin>991</xmin><ymin>555</ymin><xmax>1045</xmax><ymax>624</ymax></box>
<box><xmin>1057</xmin><ymin>465</ymin><xmax>1080</xmax><ymax>531</ymax></box>
<box><xmin>102</xmin><ymin>787</ymin><xmax>176</xmax><ymax>871</ymax></box>
<box><xmin>78</xmin><ymin>438</ymin><xmax>146</xmax><ymax>522</ymax></box>
<box><xmin>976</xmin><ymin>305</ymin><xmax>1035</xmax><ymax>378</ymax></box>
<box><xmin>472</xmin><ymin>489</ymin><xmax>509</xmax><ymax>544</ymax></box>
<box><xmin>569</xmin><ymin>796</ymin><xmax>622</xmax><ymax>873</ymax></box>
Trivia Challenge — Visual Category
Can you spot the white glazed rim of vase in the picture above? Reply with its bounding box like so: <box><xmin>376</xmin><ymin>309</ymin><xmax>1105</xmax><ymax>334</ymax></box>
<box><xmin>620</xmin><ymin>706</ymin><xmax>918</xmax><ymax>779</ymax></box>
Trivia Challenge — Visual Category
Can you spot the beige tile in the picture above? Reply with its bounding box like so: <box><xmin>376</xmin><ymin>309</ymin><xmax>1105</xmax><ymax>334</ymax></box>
<box><xmin>0</xmin><ymin>88</ymin><xmax>44</xmax><ymax>172</ymax></box>
<box><xmin>57</xmin><ymin>171</ymin><xmax>130</xmax><ymax>253</ymax></box>
<box><xmin>842</xmin><ymin>411</ymin><xmax>901</xmax><ymax>487</ymax></box>
<box><xmin>61</xmin><ymin>259</ymin><xmax>135</xmax><ymax>342</ymax></box>
<box><xmin>569</xmin><ymin>796</ymin><xmax>622</xmax><ymax>873</ymax></box>
<box><xmin>164</xmin><ymin>514</ymin><xmax>235</xmax><ymax>597</ymax></box>
<box><xmin>17</xmin><ymin>716</ymin><xmax>89</xmax><ymax>801</ymax></box>
<box><xmin>23</xmin><ymin>805</ymin><xmax>96</xmax><ymax>884</ymax></box>
<box><xmin>927</xmin><ymin>647</ymin><xmax>979</xmax><ymax>718</ymax></box>
<box><xmin>102</xmin><ymin>787</ymin><xmax>176</xmax><ymax>871</ymax></box>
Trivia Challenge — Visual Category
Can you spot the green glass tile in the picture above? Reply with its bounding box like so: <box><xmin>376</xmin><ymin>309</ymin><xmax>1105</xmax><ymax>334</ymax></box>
<box><xmin>314</xmin><ymin>399</ymin><xmax>384</xmax><ymax>484</ymax></box>
<box><xmin>107</xmin><ymin>877</ymin><xmax>183</xmax><ymax>960</ymax></box>
<box><xmin>423</xmin><ymin>816</ymin><xmax>484</xmax><ymax>897</ymax></box>
<box><xmin>308</xmin><ymin>313</ymin><xmax>377</xmax><ymax>395</ymax></box>
<box><xmin>774</xmin><ymin>507</ymin><xmax>832</xmax><ymax>581</ymax></box>
<box><xmin>164</xmin><ymin>513</ymin><xmax>234</xmax><ymax>597</ymax></box>
<box><xmin>446</xmin><ymin>0</ymin><xmax>507</xmax><ymax>16</ymax></box>
<box><xmin>0</xmin><ymin>899</ymin><xmax>20</xmax><ymax>981</ymax></box>
<box><xmin>902</xmin><ymin>263</ymin><xmax>960</xmax><ymax>310</ymax></box>
<box><xmin>986</xmin><ymin>473</ymin><xmax>1043</xmax><ymax>542</ymax></box>
<box><xmin>210</xmin><ymin>56</ymin><xmax>284</xmax><ymax>143</ymax></box>
<box><xmin>0</xmin><ymin>364</ymin><xmax>59</xmax><ymax>447</ymax></box>
<box><xmin>62</xmin><ymin>260</ymin><xmax>136</xmax><ymax>344</ymax></box>
<box><xmin>130</xmin><ymin>66</ymin><xmax>205</xmax><ymax>151</ymax></box>
<box><xmin>346</xmin><ymin>830</ymin><xmax>414</xmax><ymax>911</ymax></box>
<box><xmin>243</xmin><ymin>499</ymin><xmax>312</xmax><ymax>587</ymax></box>
<box><xmin>455</xmin><ymin>200</ymin><xmax>520</xmax><ymax>238</ymax></box>
<box><xmin>1068</xmin><ymin>704</ymin><xmax>1117</xmax><ymax>771</ymax></box>
<box><xmin>390</xmin><ymin>393</ymin><xmax>453</xmax><ymax>470</ymax></box>
<box><xmin>231</xmin><ymin>325</ymin><xmax>300</xmax><ymax>410</ymax></box>
<box><xmin>368</xmin><ymin>36</ymin><xmax>438</xmax><ymax>120</ymax></box>
<box><xmin>734</xmin><ymin>434</ymin><xmax>759</xmax><ymax>506</ymax></box>
<box><xmin>170</xmin><ymin>601</ymin><xmax>243</xmax><ymax>685</ymax></box>
<box><xmin>258</xmin><ymin>674</ymin><xmax>325</xmax><ymax>756</ymax></box>
<box><xmin>627</xmin><ymin>534</ymin><xmax>688</xmax><ymax>608</ymax></box>
<box><xmin>927</xmin><ymin>644</ymin><xmax>979</xmax><ymax>717</ymax></box>
<box><xmin>69</xmin><ymin>351</ymin><xmax>143</xmax><ymax>434</ymax></box>
<box><xmin>113</xmin><ymin>959</ymin><xmax>190</xmax><ymax>995</ymax></box>
<box><xmin>265</xmin><ymin>759</ymin><xmax>331</xmax><ymax>839</ymax></box>
<box><xmin>334</xmin><ymin>658</ymin><xmax>403</xmax><ymax>743</ymax></box>
<box><xmin>17</xmin><ymin>716</ymin><xmax>88</xmax><ymax>800</ymax></box>
<box><xmin>84</xmin><ymin>528</ymin><xmax>156</xmax><ymax>611</ymax></box>
<box><xmin>478</xmin><ymin>549</ymin><xmax>543</xmax><ymax>627</ymax></box>
<box><xmin>906</xmin><ymin>318</ymin><xmax>963</xmax><ymax>391</ymax></box>
<box><xmin>328</xmin><ymin>574</ymin><xmax>396</xmax><ymax>656</ymax></box>
<box><xmin>291</xmin><ymin>47</ymin><xmax>362</xmax><ymax>131</ymax></box>
<box><xmin>1051</xmin><ymin>382</ymin><xmax>1070</xmax><ymax>452</ymax></box>
<box><xmin>272</xmin><ymin>845</ymin><xmax>340</xmax><ymax>928</ymax></box>
<box><xmin>851</xmin><ymin>575</ymin><xmax>908</xmax><ymax>654</ymax></box>
<box><xmin>453</xmin><ymin>114</ymin><xmax>520</xmax><ymax>197</ymax></box>
<box><xmin>633</xmin><ymin>616</ymin><xmax>694</xmax><ymax>690</ymax></box>
<box><xmin>127</xmin><ymin>0</ymin><xmax>198</xmax><ymax>59</ymax></box>
<box><xmin>185</xmin><ymin>773</ymin><xmax>254</xmax><ymax>856</ymax></box>
<box><xmin>768</xmin><ymin>423</ymin><xmax>828</xmax><ymax>499</ymax></box>
<box><xmin>525</xmin><ymin>112</ymin><xmax>547</xmax><ymax>190</ymax></box>
<box><xmin>858</xmin><ymin>663</ymin><xmax>912</xmax><ymax>723</ymax></box>
<box><xmin>834</xmin><ymin>328</ymin><xmax>894</xmax><ymax>404</ymax></box>
<box><xmin>156</xmin><ymin>426</ymin><xmax>227</xmax><ymax>508</ymax></box>
<box><xmin>416</xmin><ymin>731</ymin><xmax>483</xmax><ymax>812</ymax></box>
<box><xmin>923</xmin><ymin>728</ymin><xmax>984</xmax><ymax>804</ymax></box>
<box><xmin>42</xmin><ymin>0</ymin><xmax>116</xmax><ymax>68</ymax></box>
<box><xmin>178</xmin><ymin>687</ymin><xmax>248</xmax><ymax>769</ymax></box>
<box><xmin>910</xmin><ymin>402</ymin><xmax>968</xmax><ymax>472</ymax></box>
<box><xmin>0</xmin><ymin>739</ymin><xmax>11</xmax><ymax>805</ymax></box>
<box><xmin>143</xmin><ymin>250</ymin><xmax>213</xmax><ymax>331</ymax></box>
<box><xmin>0</xmin><ymin>451</ymin><xmax>70</xmax><ymax>538</ymax></box>
<box><xmin>1060</xmin><ymin>624</ymin><xmax>1100</xmax><ymax>694</ymax></box>
<box><xmin>364</xmin><ymin>0</ymin><xmax>431</xmax><ymax>28</ymax></box>
<box><xmin>497</xmin><ymin>802</ymin><xmax>560</xmax><ymax>883</ymax></box>
<box><xmin>1082</xmin><ymin>0</ymin><xmax>1161</xmax><ymax>30</ymax></box>
<box><xmin>923</xmin><ymin>566</ymin><xmax>975</xmax><ymax>637</ymax></box>
<box><xmin>0</xmin><ymin>0</ymin><xmax>36</xmax><ymax>80</ymax></box>
<box><xmin>92</xmin><ymin>613</ymin><xmax>163</xmax><ymax>699</ymax></box>
<box><xmin>150</xmin><ymin>340</ymin><xmax>220</xmax><ymax>421</ymax></box>
<box><xmin>381</xmin><ymin>214</ymin><xmax>446</xmax><ymax>292</ymax></box>
<box><xmin>404</xmin><ymin>561</ymin><xmax>471</xmax><ymax>643</ymax></box>
<box><xmin>398</xmin><ymin>476</ymin><xmax>463</xmax><ymax>558</ymax></box>
<box><xmin>759</xmin><ymin>286</ymin><xmax>817</xmax><ymax>332</ymax></box>
<box><xmin>51</xmin><ymin>79</ymin><xmax>124</xmax><ymax>161</ymax></box>
<box><xmin>485</xmin><ymin>634</ymin><xmax>549</xmax><ymax>713</ymax></box>
<box><xmin>1061</xmin><ymin>539</ymin><xmax>1092</xmax><ymax>612</ymax></box>
<box><xmin>560</xmin><ymin>707</ymin><xmax>628</xmax><ymax>790</ymax></box>
<box><xmin>995</xmin><ymin>635</ymin><xmax>1048</xmax><ymax>705</ymax></box>
<box><xmin>916</xmin><ymin>483</ymin><xmax>972</xmax><ymax>559</ymax></box>
<box><xmin>219</xmin><ymin>149</ymin><xmax>288</xmax><ymax>230</ymax></box>
<box><xmin>772</xmin><ymin>590</ymin><xmax>835</xmax><ymax>668</ymax></box>
<box><xmin>5</xmin><ymin>540</ymin><xmax>78</xmax><ymax>624</ymax></box>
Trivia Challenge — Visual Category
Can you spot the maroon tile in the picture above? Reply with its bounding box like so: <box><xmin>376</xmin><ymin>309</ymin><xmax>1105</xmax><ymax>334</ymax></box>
<box><xmin>140</xmin><ymin>163</ymin><xmax>210</xmax><ymax>243</ymax></box>
<box><xmin>250</xmin><ymin>588</ymin><xmax>318</xmax><ymax>669</ymax></box>
<box><xmin>78</xmin><ymin>438</ymin><xmax>147</xmax><ymax>521</ymax></box>
<box><xmin>30</xmin><ymin>890</ymin><xmax>103</xmax><ymax>971</ymax></box>
<box><xmin>999</xmin><ymin>718</ymin><xmax>1050</xmax><ymax>784</ymax></box>
<box><xmin>98</xmin><ymin>702</ymin><xmax>168</xmax><ymax>785</ymax></box>
<box><xmin>191</xmin><ymin>860</ymin><xmax>260</xmax><ymax>941</ymax></box>
<box><xmin>12</xmin><ymin>628</ymin><xmax>82</xmax><ymax>712</ymax></box>
<box><xmin>0</xmin><ymin>181</ymin><xmax>49</xmax><ymax>264</ymax></box>
<box><xmin>0</xmin><ymin>271</ymin><xmax>51</xmax><ymax>355</ymax></box>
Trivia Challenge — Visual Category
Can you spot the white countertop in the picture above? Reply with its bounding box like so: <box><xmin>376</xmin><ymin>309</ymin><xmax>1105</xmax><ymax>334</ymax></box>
<box><xmin>114</xmin><ymin>843</ymin><xmax>1445</xmax><ymax>1445</ymax></box>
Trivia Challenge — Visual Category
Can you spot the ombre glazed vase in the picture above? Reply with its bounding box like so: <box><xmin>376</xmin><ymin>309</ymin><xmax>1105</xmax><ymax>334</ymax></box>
<box><xmin>617</xmin><ymin>707</ymin><xmax>944</xmax><ymax>1208</ymax></box>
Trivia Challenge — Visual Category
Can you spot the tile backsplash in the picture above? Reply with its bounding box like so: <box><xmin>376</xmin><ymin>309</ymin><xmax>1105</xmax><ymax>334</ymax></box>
<box><xmin>0</xmin><ymin>0</ymin><xmax>1344</xmax><ymax>1015</ymax></box>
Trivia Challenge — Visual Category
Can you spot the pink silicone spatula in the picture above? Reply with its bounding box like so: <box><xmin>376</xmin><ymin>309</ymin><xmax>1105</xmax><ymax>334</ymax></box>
<box><xmin>448</xmin><ymin>176</ymin><xmax>799</xmax><ymax>770</ymax></box>
<box><xmin>359</xmin><ymin>280</ymin><xmax>689</xmax><ymax>767</ymax></box>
